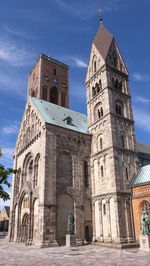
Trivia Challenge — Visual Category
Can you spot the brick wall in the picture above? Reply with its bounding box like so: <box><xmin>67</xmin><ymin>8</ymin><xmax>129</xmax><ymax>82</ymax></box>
<box><xmin>131</xmin><ymin>184</ymin><xmax>150</xmax><ymax>240</ymax></box>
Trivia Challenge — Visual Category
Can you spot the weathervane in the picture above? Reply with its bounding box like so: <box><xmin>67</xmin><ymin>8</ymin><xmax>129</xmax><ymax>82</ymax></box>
<box><xmin>97</xmin><ymin>8</ymin><xmax>103</xmax><ymax>23</ymax></box>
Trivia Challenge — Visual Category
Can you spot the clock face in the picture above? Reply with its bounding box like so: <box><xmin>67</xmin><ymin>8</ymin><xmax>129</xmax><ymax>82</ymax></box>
<box><xmin>52</xmin><ymin>78</ymin><xmax>58</xmax><ymax>84</ymax></box>
<box><xmin>44</xmin><ymin>75</ymin><xmax>49</xmax><ymax>81</ymax></box>
<box><xmin>62</xmin><ymin>83</ymin><xmax>66</xmax><ymax>88</ymax></box>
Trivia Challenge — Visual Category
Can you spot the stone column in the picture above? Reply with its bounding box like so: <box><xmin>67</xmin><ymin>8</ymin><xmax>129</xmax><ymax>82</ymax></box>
<box><xmin>92</xmin><ymin>202</ymin><xmax>96</xmax><ymax>242</ymax></box>
<box><xmin>113</xmin><ymin>198</ymin><xmax>120</xmax><ymax>243</ymax></box>
<box><xmin>106</xmin><ymin>199</ymin><xmax>112</xmax><ymax>242</ymax></box>
<box><xmin>125</xmin><ymin>198</ymin><xmax>134</xmax><ymax>243</ymax></box>
<box><xmin>99</xmin><ymin>201</ymin><xmax>103</xmax><ymax>242</ymax></box>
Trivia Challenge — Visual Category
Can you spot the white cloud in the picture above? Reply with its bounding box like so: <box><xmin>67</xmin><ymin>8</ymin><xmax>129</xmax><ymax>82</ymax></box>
<box><xmin>3</xmin><ymin>24</ymin><xmax>38</xmax><ymax>40</ymax></box>
<box><xmin>133</xmin><ymin>107</ymin><xmax>150</xmax><ymax>132</ymax></box>
<box><xmin>135</xmin><ymin>96</ymin><xmax>150</xmax><ymax>104</ymax></box>
<box><xmin>132</xmin><ymin>72</ymin><xmax>150</xmax><ymax>82</ymax></box>
<box><xmin>69</xmin><ymin>57</ymin><xmax>87</xmax><ymax>68</ymax></box>
<box><xmin>58</xmin><ymin>55</ymin><xmax>87</xmax><ymax>68</ymax></box>
<box><xmin>0</xmin><ymin>37</ymin><xmax>35</xmax><ymax>67</ymax></box>
<box><xmin>1</xmin><ymin>121</ymin><xmax>19</xmax><ymax>135</ymax></box>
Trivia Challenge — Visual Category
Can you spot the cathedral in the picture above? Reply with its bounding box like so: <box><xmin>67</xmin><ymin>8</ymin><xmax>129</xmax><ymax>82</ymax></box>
<box><xmin>9</xmin><ymin>19</ymin><xmax>150</xmax><ymax>248</ymax></box>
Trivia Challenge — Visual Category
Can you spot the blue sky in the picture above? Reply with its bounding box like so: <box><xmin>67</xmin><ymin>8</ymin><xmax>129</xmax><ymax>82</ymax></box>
<box><xmin>0</xmin><ymin>0</ymin><xmax>150</xmax><ymax>208</ymax></box>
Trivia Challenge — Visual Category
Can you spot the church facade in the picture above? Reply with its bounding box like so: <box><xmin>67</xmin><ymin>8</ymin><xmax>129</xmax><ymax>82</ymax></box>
<box><xmin>9</xmin><ymin>21</ymin><xmax>150</xmax><ymax>248</ymax></box>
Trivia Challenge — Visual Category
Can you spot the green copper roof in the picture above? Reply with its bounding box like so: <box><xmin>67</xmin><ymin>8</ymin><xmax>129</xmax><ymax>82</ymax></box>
<box><xmin>30</xmin><ymin>97</ymin><xmax>90</xmax><ymax>135</ymax></box>
<box><xmin>129</xmin><ymin>165</ymin><xmax>150</xmax><ymax>188</ymax></box>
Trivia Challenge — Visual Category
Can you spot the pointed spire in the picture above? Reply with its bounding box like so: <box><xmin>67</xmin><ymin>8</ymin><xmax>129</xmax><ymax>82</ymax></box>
<box><xmin>93</xmin><ymin>21</ymin><xmax>114</xmax><ymax>60</ymax></box>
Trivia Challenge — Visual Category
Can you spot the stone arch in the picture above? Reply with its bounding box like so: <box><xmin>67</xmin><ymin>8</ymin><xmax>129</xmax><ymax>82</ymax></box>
<box><xmin>21</xmin><ymin>213</ymin><xmax>30</xmax><ymax>242</ymax></box>
<box><xmin>50</xmin><ymin>86</ymin><xmax>58</xmax><ymax>104</ymax></box>
<box><xmin>22</xmin><ymin>152</ymin><xmax>34</xmax><ymax>184</ymax></box>
<box><xmin>115</xmin><ymin>99</ymin><xmax>124</xmax><ymax>116</ymax></box>
<box><xmin>56</xmin><ymin>193</ymin><xmax>74</xmax><ymax>245</ymax></box>
<box><xmin>94</xmin><ymin>102</ymin><xmax>103</xmax><ymax>121</ymax></box>
<box><xmin>33</xmin><ymin>154</ymin><xmax>40</xmax><ymax>188</ymax></box>
<box><xmin>139</xmin><ymin>200</ymin><xmax>150</xmax><ymax>218</ymax></box>
<box><xmin>97</xmin><ymin>133</ymin><xmax>103</xmax><ymax>151</ymax></box>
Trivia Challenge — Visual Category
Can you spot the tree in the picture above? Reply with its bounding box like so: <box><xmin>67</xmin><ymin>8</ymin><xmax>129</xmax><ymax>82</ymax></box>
<box><xmin>0</xmin><ymin>149</ymin><xmax>17</xmax><ymax>201</ymax></box>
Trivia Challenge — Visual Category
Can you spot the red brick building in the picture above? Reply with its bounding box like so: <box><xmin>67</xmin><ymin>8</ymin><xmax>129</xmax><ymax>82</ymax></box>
<box><xmin>129</xmin><ymin>165</ymin><xmax>150</xmax><ymax>241</ymax></box>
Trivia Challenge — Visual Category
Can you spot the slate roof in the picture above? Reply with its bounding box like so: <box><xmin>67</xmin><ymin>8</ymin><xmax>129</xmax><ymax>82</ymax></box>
<box><xmin>129</xmin><ymin>165</ymin><xmax>150</xmax><ymax>188</ymax></box>
<box><xmin>93</xmin><ymin>24</ymin><xmax>114</xmax><ymax>60</ymax></box>
<box><xmin>31</xmin><ymin>97</ymin><xmax>90</xmax><ymax>135</ymax></box>
<box><xmin>136</xmin><ymin>141</ymin><xmax>150</xmax><ymax>154</ymax></box>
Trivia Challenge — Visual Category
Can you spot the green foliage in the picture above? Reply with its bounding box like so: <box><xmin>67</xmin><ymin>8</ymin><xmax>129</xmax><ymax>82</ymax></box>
<box><xmin>0</xmin><ymin>149</ymin><xmax>17</xmax><ymax>201</ymax></box>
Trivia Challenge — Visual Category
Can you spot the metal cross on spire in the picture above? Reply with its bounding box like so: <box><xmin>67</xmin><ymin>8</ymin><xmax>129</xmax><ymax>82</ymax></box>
<box><xmin>97</xmin><ymin>8</ymin><xmax>103</xmax><ymax>23</ymax></box>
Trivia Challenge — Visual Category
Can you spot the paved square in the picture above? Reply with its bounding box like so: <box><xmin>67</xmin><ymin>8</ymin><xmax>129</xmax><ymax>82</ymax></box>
<box><xmin>0</xmin><ymin>238</ymin><xmax>150</xmax><ymax>266</ymax></box>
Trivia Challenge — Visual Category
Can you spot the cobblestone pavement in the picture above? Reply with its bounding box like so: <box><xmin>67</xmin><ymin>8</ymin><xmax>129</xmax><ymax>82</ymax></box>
<box><xmin>0</xmin><ymin>238</ymin><xmax>150</xmax><ymax>266</ymax></box>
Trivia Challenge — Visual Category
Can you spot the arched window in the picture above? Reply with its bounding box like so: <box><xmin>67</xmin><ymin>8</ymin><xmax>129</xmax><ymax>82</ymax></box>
<box><xmin>118</xmin><ymin>81</ymin><xmax>122</xmax><ymax>91</ymax></box>
<box><xmin>141</xmin><ymin>202</ymin><xmax>150</xmax><ymax>218</ymax></box>
<box><xmin>112</xmin><ymin>77</ymin><xmax>115</xmax><ymax>87</ymax></box>
<box><xmin>98</xmin><ymin>109</ymin><xmax>101</xmax><ymax>119</ymax></box>
<box><xmin>92</xmin><ymin>86</ymin><xmax>96</xmax><ymax>97</ymax></box>
<box><xmin>23</xmin><ymin>194</ymin><xmax>29</xmax><ymax>208</ymax></box>
<box><xmin>100</xmin><ymin>138</ymin><xmax>103</xmax><ymax>150</ymax></box>
<box><xmin>115</xmin><ymin>101</ymin><xmax>123</xmax><ymax>116</ymax></box>
<box><xmin>23</xmin><ymin>153</ymin><xmax>34</xmax><ymax>183</ymax></box>
<box><xmin>84</xmin><ymin>161</ymin><xmax>89</xmax><ymax>188</ymax></box>
<box><xmin>101</xmin><ymin>165</ymin><xmax>104</xmax><ymax>177</ymax></box>
<box><xmin>115</xmin><ymin>79</ymin><xmax>118</xmax><ymax>89</ymax></box>
<box><xmin>94</xmin><ymin>61</ymin><xmax>96</xmax><ymax>72</ymax></box>
<box><xmin>50</xmin><ymin>86</ymin><xmax>58</xmax><ymax>104</ymax></box>
<box><xmin>54</xmin><ymin>68</ymin><xmax>56</xmax><ymax>76</ymax></box>
<box><xmin>61</xmin><ymin>92</ymin><xmax>66</xmax><ymax>107</ymax></box>
<box><xmin>100</xmin><ymin>107</ymin><xmax>103</xmax><ymax>117</ymax></box>
<box><xmin>125</xmin><ymin>167</ymin><xmax>128</xmax><ymax>180</ymax></box>
<box><xmin>34</xmin><ymin>154</ymin><xmax>40</xmax><ymax>188</ymax></box>
<box><xmin>28</xmin><ymin>160</ymin><xmax>33</xmax><ymax>176</ymax></box>
<box><xmin>43</xmin><ymin>85</ymin><xmax>47</xmax><ymax>101</ymax></box>
<box><xmin>99</xmin><ymin>79</ymin><xmax>102</xmax><ymax>91</ymax></box>
<box><xmin>103</xmin><ymin>204</ymin><xmax>106</xmax><ymax>215</ymax></box>
<box><xmin>121</xmin><ymin>135</ymin><xmax>125</xmax><ymax>148</ymax></box>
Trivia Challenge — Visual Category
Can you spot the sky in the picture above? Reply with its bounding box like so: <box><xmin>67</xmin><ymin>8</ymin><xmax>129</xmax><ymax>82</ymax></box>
<box><xmin>0</xmin><ymin>0</ymin><xmax>150</xmax><ymax>209</ymax></box>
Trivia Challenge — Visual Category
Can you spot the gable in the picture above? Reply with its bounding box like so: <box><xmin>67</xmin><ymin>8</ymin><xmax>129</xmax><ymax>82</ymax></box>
<box><xmin>15</xmin><ymin>98</ymin><xmax>44</xmax><ymax>155</ymax></box>
<box><xmin>85</xmin><ymin>44</ymin><xmax>105</xmax><ymax>82</ymax></box>
<box><xmin>106</xmin><ymin>39</ymin><xmax>128</xmax><ymax>74</ymax></box>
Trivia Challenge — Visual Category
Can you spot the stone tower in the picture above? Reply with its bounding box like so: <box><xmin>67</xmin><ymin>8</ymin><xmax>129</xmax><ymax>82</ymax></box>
<box><xmin>28</xmin><ymin>54</ymin><xmax>69</xmax><ymax>108</ymax></box>
<box><xmin>85</xmin><ymin>20</ymin><xmax>138</xmax><ymax>246</ymax></box>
